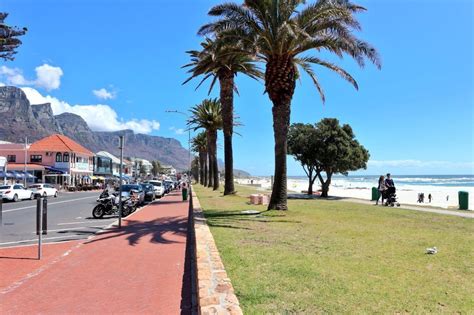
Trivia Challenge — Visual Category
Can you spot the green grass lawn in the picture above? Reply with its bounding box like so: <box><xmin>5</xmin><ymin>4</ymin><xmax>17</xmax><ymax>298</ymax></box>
<box><xmin>194</xmin><ymin>184</ymin><xmax>474</xmax><ymax>314</ymax></box>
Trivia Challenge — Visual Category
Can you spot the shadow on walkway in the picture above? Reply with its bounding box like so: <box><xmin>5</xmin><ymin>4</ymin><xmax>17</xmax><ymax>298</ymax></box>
<box><xmin>84</xmin><ymin>216</ymin><xmax>187</xmax><ymax>246</ymax></box>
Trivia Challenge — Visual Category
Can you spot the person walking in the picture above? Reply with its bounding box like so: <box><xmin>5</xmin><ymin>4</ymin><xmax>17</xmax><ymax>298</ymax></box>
<box><xmin>376</xmin><ymin>175</ymin><xmax>386</xmax><ymax>205</ymax></box>
<box><xmin>428</xmin><ymin>193</ymin><xmax>432</xmax><ymax>203</ymax></box>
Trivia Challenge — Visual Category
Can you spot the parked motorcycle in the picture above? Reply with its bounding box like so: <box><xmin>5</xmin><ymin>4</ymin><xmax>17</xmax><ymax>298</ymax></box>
<box><xmin>92</xmin><ymin>193</ymin><xmax>133</xmax><ymax>219</ymax></box>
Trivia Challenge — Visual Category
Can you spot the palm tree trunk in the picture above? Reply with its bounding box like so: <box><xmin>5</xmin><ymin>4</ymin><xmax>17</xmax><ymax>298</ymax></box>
<box><xmin>199</xmin><ymin>151</ymin><xmax>205</xmax><ymax>185</ymax></box>
<box><xmin>207</xmin><ymin>132</ymin><xmax>213</xmax><ymax>188</ymax></box>
<box><xmin>203</xmin><ymin>151</ymin><xmax>208</xmax><ymax>187</ymax></box>
<box><xmin>266</xmin><ymin>55</ymin><xmax>296</xmax><ymax>210</ymax></box>
<box><xmin>219</xmin><ymin>73</ymin><xmax>235</xmax><ymax>195</ymax></box>
<box><xmin>209</xmin><ymin>129</ymin><xmax>219</xmax><ymax>190</ymax></box>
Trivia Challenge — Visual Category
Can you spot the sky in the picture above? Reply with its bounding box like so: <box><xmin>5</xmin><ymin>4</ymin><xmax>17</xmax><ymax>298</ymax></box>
<box><xmin>1</xmin><ymin>0</ymin><xmax>473</xmax><ymax>176</ymax></box>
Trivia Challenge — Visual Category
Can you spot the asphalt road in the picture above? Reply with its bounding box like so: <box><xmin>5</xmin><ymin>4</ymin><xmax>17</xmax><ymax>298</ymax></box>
<box><xmin>0</xmin><ymin>191</ymin><xmax>126</xmax><ymax>248</ymax></box>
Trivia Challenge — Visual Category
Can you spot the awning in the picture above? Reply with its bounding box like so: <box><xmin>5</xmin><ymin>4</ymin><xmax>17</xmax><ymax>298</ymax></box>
<box><xmin>11</xmin><ymin>171</ymin><xmax>24</xmax><ymax>179</ymax></box>
<box><xmin>16</xmin><ymin>171</ymin><xmax>36</xmax><ymax>179</ymax></box>
<box><xmin>45</xmin><ymin>166</ymin><xmax>67</xmax><ymax>174</ymax></box>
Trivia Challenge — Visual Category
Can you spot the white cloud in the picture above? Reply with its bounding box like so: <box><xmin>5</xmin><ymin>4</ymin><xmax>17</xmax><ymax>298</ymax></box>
<box><xmin>34</xmin><ymin>64</ymin><xmax>63</xmax><ymax>91</ymax></box>
<box><xmin>0</xmin><ymin>66</ymin><xmax>32</xmax><ymax>85</ymax></box>
<box><xmin>169</xmin><ymin>126</ymin><xmax>186</xmax><ymax>135</ymax></box>
<box><xmin>0</xmin><ymin>64</ymin><xmax>63</xmax><ymax>91</ymax></box>
<box><xmin>21</xmin><ymin>87</ymin><xmax>160</xmax><ymax>134</ymax></box>
<box><xmin>368</xmin><ymin>159</ymin><xmax>474</xmax><ymax>169</ymax></box>
<box><xmin>93</xmin><ymin>88</ymin><xmax>116</xmax><ymax>100</ymax></box>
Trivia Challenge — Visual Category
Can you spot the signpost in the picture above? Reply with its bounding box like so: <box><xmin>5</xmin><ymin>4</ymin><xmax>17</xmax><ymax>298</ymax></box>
<box><xmin>36</xmin><ymin>197</ymin><xmax>48</xmax><ymax>259</ymax></box>
<box><xmin>118</xmin><ymin>135</ymin><xmax>124</xmax><ymax>228</ymax></box>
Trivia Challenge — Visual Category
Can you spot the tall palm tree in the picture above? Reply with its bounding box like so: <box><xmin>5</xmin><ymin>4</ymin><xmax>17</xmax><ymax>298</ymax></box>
<box><xmin>200</xmin><ymin>0</ymin><xmax>381</xmax><ymax>210</ymax></box>
<box><xmin>183</xmin><ymin>38</ymin><xmax>262</xmax><ymax>195</ymax></box>
<box><xmin>191</xmin><ymin>131</ymin><xmax>208</xmax><ymax>186</ymax></box>
<box><xmin>188</xmin><ymin>98</ymin><xmax>223</xmax><ymax>190</ymax></box>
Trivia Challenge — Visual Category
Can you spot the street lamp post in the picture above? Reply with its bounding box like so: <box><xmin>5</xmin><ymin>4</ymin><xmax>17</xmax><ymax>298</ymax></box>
<box><xmin>165</xmin><ymin>110</ymin><xmax>191</xmax><ymax>178</ymax></box>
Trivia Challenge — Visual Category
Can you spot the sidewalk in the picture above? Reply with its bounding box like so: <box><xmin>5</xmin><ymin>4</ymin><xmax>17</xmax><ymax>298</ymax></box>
<box><xmin>0</xmin><ymin>190</ymin><xmax>193</xmax><ymax>314</ymax></box>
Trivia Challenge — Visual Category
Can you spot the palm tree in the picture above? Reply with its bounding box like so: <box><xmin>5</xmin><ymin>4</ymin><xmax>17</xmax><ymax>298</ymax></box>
<box><xmin>188</xmin><ymin>98</ymin><xmax>223</xmax><ymax>190</ymax></box>
<box><xmin>191</xmin><ymin>131</ymin><xmax>208</xmax><ymax>186</ymax></box>
<box><xmin>183</xmin><ymin>38</ymin><xmax>262</xmax><ymax>195</ymax></box>
<box><xmin>200</xmin><ymin>0</ymin><xmax>381</xmax><ymax>210</ymax></box>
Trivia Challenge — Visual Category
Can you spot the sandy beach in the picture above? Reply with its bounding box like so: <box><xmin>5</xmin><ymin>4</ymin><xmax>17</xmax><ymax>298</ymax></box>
<box><xmin>236</xmin><ymin>177</ymin><xmax>474</xmax><ymax>210</ymax></box>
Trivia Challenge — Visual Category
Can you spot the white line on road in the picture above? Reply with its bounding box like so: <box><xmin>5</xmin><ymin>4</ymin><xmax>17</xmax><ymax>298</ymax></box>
<box><xmin>57</xmin><ymin>220</ymin><xmax>115</xmax><ymax>225</ymax></box>
<box><xmin>30</xmin><ymin>226</ymin><xmax>106</xmax><ymax>233</ymax></box>
<box><xmin>2</xmin><ymin>196</ymin><xmax>98</xmax><ymax>213</ymax></box>
<box><xmin>0</xmin><ymin>235</ymin><xmax>84</xmax><ymax>246</ymax></box>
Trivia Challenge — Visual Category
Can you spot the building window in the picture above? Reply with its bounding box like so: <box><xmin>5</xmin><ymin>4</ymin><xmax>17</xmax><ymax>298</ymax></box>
<box><xmin>7</xmin><ymin>155</ymin><xmax>16</xmax><ymax>162</ymax></box>
<box><xmin>63</xmin><ymin>153</ymin><xmax>69</xmax><ymax>162</ymax></box>
<box><xmin>30</xmin><ymin>155</ymin><xmax>42</xmax><ymax>163</ymax></box>
<box><xmin>56</xmin><ymin>152</ymin><xmax>62</xmax><ymax>162</ymax></box>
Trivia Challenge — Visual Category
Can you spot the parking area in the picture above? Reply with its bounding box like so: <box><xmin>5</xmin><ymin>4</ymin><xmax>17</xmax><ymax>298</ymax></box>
<box><xmin>1</xmin><ymin>191</ymin><xmax>125</xmax><ymax>247</ymax></box>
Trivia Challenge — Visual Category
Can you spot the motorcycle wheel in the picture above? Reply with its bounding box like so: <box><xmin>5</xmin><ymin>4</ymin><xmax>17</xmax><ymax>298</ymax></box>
<box><xmin>121</xmin><ymin>207</ymin><xmax>131</xmax><ymax>217</ymax></box>
<box><xmin>92</xmin><ymin>205</ymin><xmax>105</xmax><ymax>219</ymax></box>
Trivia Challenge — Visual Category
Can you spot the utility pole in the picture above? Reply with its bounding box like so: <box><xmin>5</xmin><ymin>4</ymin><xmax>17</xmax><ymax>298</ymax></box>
<box><xmin>23</xmin><ymin>137</ymin><xmax>28</xmax><ymax>186</ymax></box>
<box><xmin>118</xmin><ymin>136</ymin><xmax>124</xmax><ymax>228</ymax></box>
<box><xmin>165</xmin><ymin>110</ymin><xmax>191</xmax><ymax>177</ymax></box>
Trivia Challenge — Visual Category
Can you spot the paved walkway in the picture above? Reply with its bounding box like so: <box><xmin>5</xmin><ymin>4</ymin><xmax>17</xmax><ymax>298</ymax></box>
<box><xmin>0</xmin><ymin>190</ymin><xmax>193</xmax><ymax>314</ymax></box>
<box><xmin>340</xmin><ymin>198</ymin><xmax>474</xmax><ymax>219</ymax></box>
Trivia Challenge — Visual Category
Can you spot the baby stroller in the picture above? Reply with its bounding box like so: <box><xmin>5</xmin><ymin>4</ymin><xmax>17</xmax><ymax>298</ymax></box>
<box><xmin>383</xmin><ymin>187</ymin><xmax>400</xmax><ymax>207</ymax></box>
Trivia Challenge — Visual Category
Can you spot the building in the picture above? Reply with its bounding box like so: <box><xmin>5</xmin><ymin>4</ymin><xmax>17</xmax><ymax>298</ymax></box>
<box><xmin>93</xmin><ymin>152</ymin><xmax>113</xmax><ymax>178</ymax></box>
<box><xmin>0</xmin><ymin>134</ymin><xmax>94</xmax><ymax>186</ymax></box>
<box><xmin>161</xmin><ymin>164</ymin><xmax>176</xmax><ymax>176</ymax></box>
<box><xmin>129</xmin><ymin>157</ymin><xmax>153</xmax><ymax>177</ymax></box>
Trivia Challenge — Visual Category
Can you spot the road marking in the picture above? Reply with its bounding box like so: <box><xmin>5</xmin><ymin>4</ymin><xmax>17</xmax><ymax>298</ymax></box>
<box><xmin>57</xmin><ymin>220</ymin><xmax>115</xmax><ymax>225</ymax></box>
<box><xmin>0</xmin><ymin>235</ymin><xmax>83</xmax><ymax>246</ymax></box>
<box><xmin>2</xmin><ymin>196</ymin><xmax>98</xmax><ymax>213</ymax></box>
<box><xmin>30</xmin><ymin>226</ymin><xmax>106</xmax><ymax>233</ymax></box>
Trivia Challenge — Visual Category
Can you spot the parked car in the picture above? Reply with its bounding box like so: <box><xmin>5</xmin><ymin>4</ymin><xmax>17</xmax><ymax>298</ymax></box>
<box><xmin>163</xmin><ymin>181</ymin><xmax>171</xmax><ymax>194</ymax></box>
<box><xmin>164</xmin><ymin>180</ymin><xmax>175</xmax><ymax>192</ymax></box>
<box><xmin>0</xmin><ymin>184</ymin><xmax>35</xmax><ymax>202</ymax></box>
<box><xmin>29</xmin><ymin>183</ymin><xmax>58</xmax><ymax>198</ymax></box>
<box><xmin>120</xmin><ymin>184</ymin><xmax>145</xmax><ymax>205</ymax></box>
<box><xmin>140</xmin><ymin>183</ymin><xmax>155</xmax><ymax>202</ymax></box>
<box><xmin>145</xmin><ymin>180</ymin><xmax>164</xmax><ymax>198</ymax></box>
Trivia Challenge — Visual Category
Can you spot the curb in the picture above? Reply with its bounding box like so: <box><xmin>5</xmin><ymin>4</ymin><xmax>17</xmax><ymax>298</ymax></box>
<box><xmin>191</xmin><ymin>191</ymin><xmax>243</xmax><ymax>315</ymax></box>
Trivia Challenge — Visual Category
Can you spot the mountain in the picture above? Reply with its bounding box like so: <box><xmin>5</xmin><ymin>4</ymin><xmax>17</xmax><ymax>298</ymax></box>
<box><xmin>0</xmin><ymin>86</ymin><xmax>190</xmax><ymax>169</ymax></box>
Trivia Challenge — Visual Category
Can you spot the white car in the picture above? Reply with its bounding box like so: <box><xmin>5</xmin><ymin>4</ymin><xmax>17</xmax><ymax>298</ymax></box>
<box><xmin>29</xmin><ymin>184</ymin><xmax>59</xmax><ymax>198</ymax></box>
<box><xmin>146</xmin><ymin>180</ymin><xmax>164</xmax><ymax>198</ymax></box>
<box><xmin>0</xmin><ymin>184</ymin><xmax>35</xmax><ymax>202</ymax></box>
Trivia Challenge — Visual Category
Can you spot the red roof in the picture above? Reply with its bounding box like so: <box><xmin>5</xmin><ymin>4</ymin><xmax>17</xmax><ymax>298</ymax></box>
<box><xmin>29</xmin><ymin>134</ymin><xmax>93</xmax><ymax>156</ymax></box>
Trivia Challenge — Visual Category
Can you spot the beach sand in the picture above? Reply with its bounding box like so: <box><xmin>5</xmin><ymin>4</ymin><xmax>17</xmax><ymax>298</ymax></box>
<box><xmin>235</xmin><ymin>178</ymin><xmax>474</xmax><ymax>210</ymax></box>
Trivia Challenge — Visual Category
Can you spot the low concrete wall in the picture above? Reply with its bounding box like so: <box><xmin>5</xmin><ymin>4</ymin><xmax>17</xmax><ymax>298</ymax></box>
<box><xmin>192</xmin><ymin>192</ymin><xmax>243</xmax><ymax>315</ymax></box>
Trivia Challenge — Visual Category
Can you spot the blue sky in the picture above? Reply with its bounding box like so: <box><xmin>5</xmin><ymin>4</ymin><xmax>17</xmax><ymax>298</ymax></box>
<box><xmin>1</xmin><ymin>0</ymin><xmax>473</xmax><ymax>175</ymax></box>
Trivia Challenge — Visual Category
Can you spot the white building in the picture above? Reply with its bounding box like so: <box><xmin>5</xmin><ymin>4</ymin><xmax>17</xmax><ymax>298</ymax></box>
<box><xmin>129</xmin><ymin>157</ymin><xmax>153</xmax><ymax>176</ymax></box>
<box><xmin>161</xmin><ymin>164</ymin><xmax>176</xmax><ymax>176</ymax></box>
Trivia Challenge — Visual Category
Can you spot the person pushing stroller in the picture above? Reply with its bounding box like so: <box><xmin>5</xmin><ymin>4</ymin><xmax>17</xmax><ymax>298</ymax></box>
<box><xmin>383</xmin><ymin>173</ymin><xmax>400</xmax><ymax>207</ymax></box>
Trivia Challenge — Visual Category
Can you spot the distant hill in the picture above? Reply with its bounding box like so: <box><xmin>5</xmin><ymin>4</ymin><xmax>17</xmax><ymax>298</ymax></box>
<box><xmin>0</xmin><ymin>86</ymin><xmax>189</xmax><ymax>169</ymax></box>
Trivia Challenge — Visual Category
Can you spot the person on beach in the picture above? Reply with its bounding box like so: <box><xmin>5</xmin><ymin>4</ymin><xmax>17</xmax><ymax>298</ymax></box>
<box><xmin>376</xmin><ymin>175</ymin><xmax>386</xmax><ymax>205</ymax></box>
<box><xmin>428</xmin><ymin>193</ymin><xmax>432</xmax><ymax>203</ymax></box>
<box><xmin>385</xmin><ymin>173</ymin><xmax>395</xmax><ymax>188</ymax></box>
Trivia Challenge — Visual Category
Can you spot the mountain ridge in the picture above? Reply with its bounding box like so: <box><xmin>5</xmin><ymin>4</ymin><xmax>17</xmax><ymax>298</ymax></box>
<box><xmin>0</xmin><ymin>86</ymin><xmax>190</xmax><ymax>169</ymax></box>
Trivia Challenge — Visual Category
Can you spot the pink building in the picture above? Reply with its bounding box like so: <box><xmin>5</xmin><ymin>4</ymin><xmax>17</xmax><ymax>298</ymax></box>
<box><xmin>0</xmin><ymin>134</ymin><xmax>94</xmax><ymax>186</ymax></box>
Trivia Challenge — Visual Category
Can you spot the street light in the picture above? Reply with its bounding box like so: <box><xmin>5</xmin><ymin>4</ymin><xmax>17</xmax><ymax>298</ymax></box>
<box><xmin>165</xmin><ymin>110</ymin><xmax>191</xmax><ymax>177</ymax></box>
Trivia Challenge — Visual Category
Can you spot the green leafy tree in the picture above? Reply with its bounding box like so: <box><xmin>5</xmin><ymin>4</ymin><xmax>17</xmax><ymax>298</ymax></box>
<box><xmin>313</xmin><ymin>118</ymin><xmax>369</xmax><ymax>197</ymax></box>
<box><xmin>288</xmin><ymin>123</ymin><xmax>320</xmax><ymax>195</ymax></box>
<box><xmin>192</xmin><ymin>131</ymin><xmax>208</xmax><ymax>186</ymax></box>
<box><xmin>139</xmin><ymin>161</ymin><xmax>147</xmax><ymax>176</ymax></box>
<box><xmin>0</xmin><ymin>13</ymin><xmax>27</xmax><ymax>61</ymax></box>
<box><xmin>151</xmin><ymin>160</ymin><xmax>162</xmax><ymax>177</ymax></box>
<box><xmin>184</xmin><ymin>38</ymin><xmax>262</xmax><ymax>195</ymax></box>
<box><xmin>200</xmin><ymin>0</ymin><xmax>380</xmax><ymax>210</ymax></box>
<box><xmin>188</xmin><ymin>98</ymin><xmax>223</xmax><ymax>190</ymax></box>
